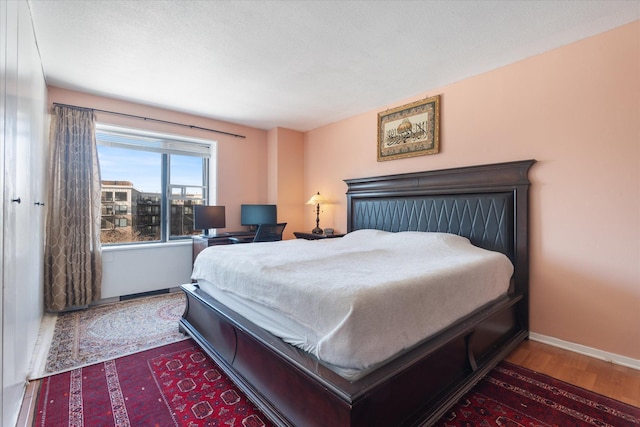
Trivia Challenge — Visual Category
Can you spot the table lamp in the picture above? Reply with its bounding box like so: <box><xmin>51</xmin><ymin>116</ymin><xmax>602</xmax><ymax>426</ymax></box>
<box><xmin>306</xmin><ymin>192</ymin><xmax>327</xmax><ymax>234</ymax></box>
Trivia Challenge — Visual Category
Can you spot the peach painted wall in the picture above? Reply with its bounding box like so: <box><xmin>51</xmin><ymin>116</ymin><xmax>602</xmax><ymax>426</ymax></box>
<box><xmin>47</xmin><ymin>86</ymin><xmax>270</xmax><ymax>230</ymax></box>
<box><xmin>267</xmin><ymin>127</ymin><xmax>305</xmax><ymax>240</ymax></box>
<box><xmin>304</xmin><ymin>22</ymin><xmax>640</xmax><ymax>360</ymax></box>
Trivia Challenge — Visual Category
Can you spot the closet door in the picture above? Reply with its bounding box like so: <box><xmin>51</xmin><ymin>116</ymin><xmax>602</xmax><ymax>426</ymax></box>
<box><xmin>1</xmin><ymin>2</ymin><xmax>47</xmax><ymax>426</ymax></box>
<box><xmin>14</xmin><ymin>0</ymin><xmax>47</xmax><ymax>379</ymax></box>
<box><xmin>1</xmin><ymin>1</ymin><xmax>22</xmax><ymax>424</ymax></box>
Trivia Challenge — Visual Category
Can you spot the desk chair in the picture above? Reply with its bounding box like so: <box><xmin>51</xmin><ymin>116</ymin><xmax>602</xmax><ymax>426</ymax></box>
<box><xmin>229</xmin><ymin>223</ymin><xmax>287</xmax><ymax>244</ymax></box>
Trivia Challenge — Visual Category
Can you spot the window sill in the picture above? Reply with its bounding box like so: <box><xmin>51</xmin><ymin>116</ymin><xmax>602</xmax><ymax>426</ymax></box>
<box><xmin>102</xmin><ymin>239</ymin><xmax>192</xmax><ymax>252</ymax></box>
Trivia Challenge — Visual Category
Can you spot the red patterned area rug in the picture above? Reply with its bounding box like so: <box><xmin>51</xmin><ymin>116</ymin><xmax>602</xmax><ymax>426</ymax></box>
<box><xmin>33</xmin><ymin>339</ymin><xmax>272</xmax><ymax>427</ymax></box>
<box><xmin>435</xmin><ymin>362</ymin><xmax>639</xmax><ymax>427</ymax></box>
<box><xmin>33</xmin><ymin>340</ymin><xmax>639</xmax><ymax>427</ymax></box>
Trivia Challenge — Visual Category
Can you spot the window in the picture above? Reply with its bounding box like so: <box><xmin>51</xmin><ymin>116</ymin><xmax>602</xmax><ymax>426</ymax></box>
<box><xmin>96</xmin><ymin>124</ymin><xmax>214</xmax><ymax>245</ymax></box>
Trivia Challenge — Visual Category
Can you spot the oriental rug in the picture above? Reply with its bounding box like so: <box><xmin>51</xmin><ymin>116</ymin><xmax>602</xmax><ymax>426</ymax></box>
<box><xmin>31</xmin><ymin>339</ymin><xmax>639</xmax><ymax>427</ymax></box>
<box><xmin>434</xmin><ymin>362</ymin><xmax>639</xmax><ymax>427</ymax></box>
<box><xmin>33</xmin><ymin>339</ymin><xmax>271</xmax><ymax>427</ymax></box>
<box><xmin>30</xmin><ymin>292</ymin><xmax>187</xmax><ymax>379</ymax></box>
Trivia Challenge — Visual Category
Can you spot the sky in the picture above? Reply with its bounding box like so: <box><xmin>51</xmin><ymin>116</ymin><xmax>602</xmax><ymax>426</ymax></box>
<box><xmin>98</xmin><ymin>146</ymin><xmax>203</xmax><ymax>193</ymax></box>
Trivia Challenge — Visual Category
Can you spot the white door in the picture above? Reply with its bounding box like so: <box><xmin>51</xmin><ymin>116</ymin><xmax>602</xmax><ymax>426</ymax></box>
<box><xmin>1</xmin><ymin>1</ymin><xmax>22</xmax><ymax>424</ymax></box>
<box><xmin>1</xmin><ymin>2</ymin><xmax>47</xmax><ymax>425</ymax></box>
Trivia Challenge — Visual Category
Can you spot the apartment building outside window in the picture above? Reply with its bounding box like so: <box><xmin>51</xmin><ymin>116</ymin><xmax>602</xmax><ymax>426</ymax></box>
<box><xmin>96</xmin><ymin>124</ymin><xmax>215</xmax><ymax>245</ymax></box>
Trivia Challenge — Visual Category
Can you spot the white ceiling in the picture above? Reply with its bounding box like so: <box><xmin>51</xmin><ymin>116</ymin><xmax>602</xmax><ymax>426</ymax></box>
<box><xmin>28</xmin><ymin>1</ymin><xmax>639</xmax><ymax>132</ymax></box>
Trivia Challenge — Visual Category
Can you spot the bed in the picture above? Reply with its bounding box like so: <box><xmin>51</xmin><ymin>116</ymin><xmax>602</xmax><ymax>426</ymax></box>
<box><xmin>179</xmin><ymin>159</ymin><xmax>535</xmax><ymax>426</ymax></box>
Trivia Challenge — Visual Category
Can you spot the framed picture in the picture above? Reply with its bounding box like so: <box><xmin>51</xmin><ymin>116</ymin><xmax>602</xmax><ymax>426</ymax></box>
<box><xmin>377</xmin><ymin>95</ymin><xmax>440</xmax><ymax>161</ymax></box>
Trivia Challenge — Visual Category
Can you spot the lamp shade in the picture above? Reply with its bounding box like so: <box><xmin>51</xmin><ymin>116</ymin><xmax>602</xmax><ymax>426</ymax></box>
<box><xmin>194</xmin><ymin>205</ymin><xmax>226</xmax><ymax>234</ymax></box>
<box><xmin>306</xmin><ymin>192</ymin><xmax>327</xmax><ymax>205</ymax></box>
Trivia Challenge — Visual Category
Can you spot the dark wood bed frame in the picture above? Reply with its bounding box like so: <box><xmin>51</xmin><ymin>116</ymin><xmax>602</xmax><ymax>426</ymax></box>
<box><xmin>180</xmin><ymin>159</ymin><xmax>535</xmax><ymax>426</ymax></box>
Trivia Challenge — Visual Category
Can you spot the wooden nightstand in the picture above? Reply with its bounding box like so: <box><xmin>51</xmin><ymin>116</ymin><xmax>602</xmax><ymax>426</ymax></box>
<box><xmin>293</xmin><ymin>231</ymin><xmax>345</xmax><ymax>240</ymax></box>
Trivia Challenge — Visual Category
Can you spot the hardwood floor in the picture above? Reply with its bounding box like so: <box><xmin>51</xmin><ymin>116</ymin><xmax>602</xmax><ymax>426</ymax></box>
<box><xmin>505</xmin><ymin>339</ymin><xmax>640</xmax><ymax>407</ymax></box>
<box><xmin>17</xmin><ymin>339</ymin><xmax>639</xmax><ymax>426</ymax></box>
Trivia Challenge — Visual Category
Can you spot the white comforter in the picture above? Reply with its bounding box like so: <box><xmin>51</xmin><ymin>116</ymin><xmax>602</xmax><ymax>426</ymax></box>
<box><xmin>191</xmin><ymin>230</ymin><xmax>513</xmax><ymax>378</ymax></box>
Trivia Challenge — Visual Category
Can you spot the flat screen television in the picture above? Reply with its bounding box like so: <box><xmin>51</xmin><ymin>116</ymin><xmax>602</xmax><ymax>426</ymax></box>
<box><xmin>240</xmin><ymin>204</ymin><xmax>277</xmax><ymax>229</ymax></box>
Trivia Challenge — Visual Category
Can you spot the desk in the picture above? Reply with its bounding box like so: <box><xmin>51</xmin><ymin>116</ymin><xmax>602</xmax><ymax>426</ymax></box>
<box><xmin>192</xmin><ymin>231</ymin><xmax>255</xmax><ymax>264</ymax></box>
<box><xmin>293</xmin><ymin>231</ymin><xmax>345</xmax><ymax>240</ymax></box>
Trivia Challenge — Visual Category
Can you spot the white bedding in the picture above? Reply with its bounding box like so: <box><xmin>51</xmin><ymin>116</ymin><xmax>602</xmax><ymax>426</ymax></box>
<box><xmin>191</xmin><ymin>230</ymin><xmax>513</xmax><ymax>379</ymax></box>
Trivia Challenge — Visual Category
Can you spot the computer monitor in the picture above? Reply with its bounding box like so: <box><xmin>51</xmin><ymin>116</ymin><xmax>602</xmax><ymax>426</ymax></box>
<box><xmin>193</xmin><ymin>205</ymin><xmax>226</xmax><ymax>236</ymax></box>
<box><xmin>240</xmin><ymin>204</ymin><xmax>277</xmax><ymax>229</ymax></box>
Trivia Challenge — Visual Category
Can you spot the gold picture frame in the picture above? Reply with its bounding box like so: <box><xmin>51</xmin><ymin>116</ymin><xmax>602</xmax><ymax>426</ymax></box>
<box><xmin>377</xmin><ymin>95</ymin><xmax>440</xmax><ymax>161</ymax></box>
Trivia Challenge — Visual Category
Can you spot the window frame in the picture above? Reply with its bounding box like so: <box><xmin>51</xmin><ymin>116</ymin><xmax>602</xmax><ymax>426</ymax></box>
<box><xmin>95</xmin><ymin>123</ymin><xmax>216</xmax><ymax>246</ymax></box>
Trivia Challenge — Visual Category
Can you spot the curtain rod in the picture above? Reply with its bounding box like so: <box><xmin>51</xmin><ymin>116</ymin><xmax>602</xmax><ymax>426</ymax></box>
<box><xmin>52</xmin><ymin>102</ymin><xmax>246</xmax><ymax>139</ymax></box>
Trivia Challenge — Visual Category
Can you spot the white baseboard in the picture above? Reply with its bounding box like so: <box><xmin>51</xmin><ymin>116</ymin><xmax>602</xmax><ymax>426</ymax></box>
<box><xmin>529</xmin><ymin>332</ymin><xmax>640</xmax><ymax>371</ymax></box>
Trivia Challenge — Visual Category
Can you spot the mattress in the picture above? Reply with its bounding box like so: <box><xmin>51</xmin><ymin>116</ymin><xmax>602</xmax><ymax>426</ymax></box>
<box><xmin>191</xmin><ymin>229</ymin><xmax>513</xmax><ymax>379</ymax></box>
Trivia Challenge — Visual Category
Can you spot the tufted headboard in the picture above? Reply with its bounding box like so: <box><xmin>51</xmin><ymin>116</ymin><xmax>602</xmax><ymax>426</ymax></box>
<box><xmin>345</xmin><ymin>160</ymin><xmax>535</xmax><ymax>295</ymax></box>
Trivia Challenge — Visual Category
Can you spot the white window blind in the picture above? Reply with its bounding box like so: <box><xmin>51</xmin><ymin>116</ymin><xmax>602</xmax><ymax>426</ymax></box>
<box><xmin>96</xmin><ymin>124</ymin><xmax>212</xmax><ymax>157</ymax></box>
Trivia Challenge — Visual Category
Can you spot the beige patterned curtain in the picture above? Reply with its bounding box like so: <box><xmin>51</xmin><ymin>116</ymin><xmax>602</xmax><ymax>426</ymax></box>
<box><xmin>44</xmin><ymin>105</ymin><xmax>102</xmax><ymax>311</ymax></box>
